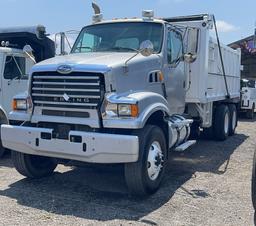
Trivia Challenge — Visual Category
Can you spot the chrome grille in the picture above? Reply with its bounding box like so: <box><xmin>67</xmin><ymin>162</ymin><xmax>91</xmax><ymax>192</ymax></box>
<box><xmin>31</xmin><ymin>72</ymin><xmax>105</xmax><ymax>110</ymax></box>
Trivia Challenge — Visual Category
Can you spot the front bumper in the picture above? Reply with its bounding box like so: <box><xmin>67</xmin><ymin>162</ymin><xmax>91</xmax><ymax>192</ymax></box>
<box><xmin>1</xmin><ymin>125</ymin><xmax>139</xmax><ymax>164</ymax></box>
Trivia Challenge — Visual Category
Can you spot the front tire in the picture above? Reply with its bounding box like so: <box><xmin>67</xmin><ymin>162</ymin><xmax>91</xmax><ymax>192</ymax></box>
<box><xmin>213</xmin><ymin>105</ymin><xmax>230</xmax><ymax>141</ymax></box>
<box><xmin>246</xmin><ymin>103</ymin><xmax>255</xmax><ymax>119</ymax></box>
<box><xmin>12</xmin><ymin>151</ymin><xmax>57</xmax><ymax>178</ymax></box>
<box><xmin>125</xmin><ymin>125</ymin><xmax>167</xmax><ymax>196</ymax></box>
<box><xmin>0</xmin><ymin>115</ymin><xmax>8</xmax><ymax>158</ymax></box>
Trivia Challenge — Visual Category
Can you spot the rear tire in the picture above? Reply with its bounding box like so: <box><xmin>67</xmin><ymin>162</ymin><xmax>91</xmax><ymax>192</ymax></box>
<box><xmin>246</xmin><ymin>103</ymin><xmax>255</xmax><ymax>119</ymax></box>
<box><xmin>228</xmin><ymin>104</ymin><xmax>237</xmax><ymax>136</ymax></box>
<box><xmin>213</xmin><ymin>105</ymin><xmax>230</xmax><ymax>141</ymax></box>
<box><xmin>12</xmin><ymin>151</ymin><xmax>57</xmax><ymax>178</ymax></box>
<box><xmin>125</xmin><ymin>125</ymin><xmax>167</xmax><ymax>196</ymax></box>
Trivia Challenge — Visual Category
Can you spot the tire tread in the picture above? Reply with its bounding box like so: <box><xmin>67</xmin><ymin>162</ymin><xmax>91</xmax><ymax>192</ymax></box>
<box><xmin>125</xmin><ymin>125</ymin><xmax>167</xmax><ymax>196</ymax></box>
<box><xmin>213</xmin><ymin>104</ymin><xmax>229</xmax><ymax>141</ymax></box>
<box><xmin>12</xmin><ymin>151</ymin><xmax>57</xmax><ymax>179</ymax></box>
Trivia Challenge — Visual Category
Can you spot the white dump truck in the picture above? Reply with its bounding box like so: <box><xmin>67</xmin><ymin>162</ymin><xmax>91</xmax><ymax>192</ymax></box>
<box><xmin>1</xmin><ymin>7</ymin><xmax>241</xmax><ymax>195</ymax></box>
<box><xmin>240</xmin><ymin>79</ymin><xmax>256</xmax><ymax>119</ymax></box>
<box><xmin>0</xmin><ymin>25</ymin><xmax>55</xmax><ymax>157</ymax></box>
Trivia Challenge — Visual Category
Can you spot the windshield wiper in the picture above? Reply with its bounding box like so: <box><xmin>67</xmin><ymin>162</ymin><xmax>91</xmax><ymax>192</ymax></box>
<box><xmin>109</xmin><ymin>47</ymin><xmax>138</xmax><ymax>52</ymax></box>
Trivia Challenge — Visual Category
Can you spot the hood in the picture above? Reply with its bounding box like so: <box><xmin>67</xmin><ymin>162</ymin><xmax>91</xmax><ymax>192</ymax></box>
<box><xmin>32</xmin><ymin>52</ymin><xmax>160</xmax><ymax>73</ymax></box>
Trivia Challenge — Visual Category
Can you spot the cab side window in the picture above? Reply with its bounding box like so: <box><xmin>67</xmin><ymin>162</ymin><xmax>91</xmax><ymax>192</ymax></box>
<box><xmin>167</xmin><ymin>30</ymin><xmax>183</xmax><ymax>65</ymax></box>
<box><xmin>4</xmin><ymin>56</ymin><xmax>26</xmax><ymax>80</ymax></box>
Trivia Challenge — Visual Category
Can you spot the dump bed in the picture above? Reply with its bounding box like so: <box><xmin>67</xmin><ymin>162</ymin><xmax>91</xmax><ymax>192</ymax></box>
<box><xmin>167</xmin><ymin>14</ymin><xmax>241</xmax><ymax>104</ymax></box>
<box><xmin>0</xmin><ymin>25</ymin><xmax>55</xmax><ymax>62</ymax></box>
<box><xmin>187</xmin><ymin>36</ymin><xmax>241</xmax><ymax>103</ymax></box>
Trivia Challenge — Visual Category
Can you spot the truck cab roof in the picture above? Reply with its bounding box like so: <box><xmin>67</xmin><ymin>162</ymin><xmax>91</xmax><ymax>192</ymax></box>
<box><xmin>0</xmin><ymin>47</ymin><xmax>24</xmax><ymax>54</ymax></box>
<box><xmin>90</xmin><ymin>18</ymin><xmax>166</xmax><ymax>26</ymax></box>
<box><xmin>90</xmin><ymin>13</ymin><xmax>213</xmax><ymax>26</ymax></box>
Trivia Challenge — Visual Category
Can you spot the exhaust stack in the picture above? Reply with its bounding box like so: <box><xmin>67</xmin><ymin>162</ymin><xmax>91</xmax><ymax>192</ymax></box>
<box><xmin>92</xmin><ymin>2</ymin><xmax>103</xmax><ymax>23</ymax></box>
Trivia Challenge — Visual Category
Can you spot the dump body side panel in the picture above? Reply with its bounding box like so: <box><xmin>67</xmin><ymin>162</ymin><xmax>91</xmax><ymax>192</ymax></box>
<box><xmin>171</xmin><ymin>17</ymin><xmax>241</xmax><ymax>104</ymax></box>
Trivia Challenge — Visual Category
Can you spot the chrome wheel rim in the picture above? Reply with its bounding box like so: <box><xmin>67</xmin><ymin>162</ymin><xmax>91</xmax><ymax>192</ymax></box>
<box><xmin>147</xmin><ymin>141</ymin><xmax>163</xmax><ymax>181</ymax></box>
<box><xmin>224</xmin><ymin>112</ymin><xmax>229</xmax><ymax>134</ymax></box>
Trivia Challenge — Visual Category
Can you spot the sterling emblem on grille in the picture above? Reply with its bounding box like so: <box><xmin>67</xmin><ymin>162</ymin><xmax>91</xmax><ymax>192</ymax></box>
<box><xmin>57</xmin><ymin>65</ymin><xmax>72</xmax><ymax>74</ymax></box>
<box><xmin>63</xmin><ymin>93</ymin><xmax>70</xmax><ymax>102</ymax></box>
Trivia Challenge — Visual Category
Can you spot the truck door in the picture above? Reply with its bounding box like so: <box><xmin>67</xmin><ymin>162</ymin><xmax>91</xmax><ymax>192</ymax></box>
<box><xmin>163</xmin><ymin>28</ymin><xmax>186</xmax><ymax>114</ymax></box>
<box><xmin>1</xmin><ymin>54</ymin><xmax>31</xmax><ymax>114</ymax></box>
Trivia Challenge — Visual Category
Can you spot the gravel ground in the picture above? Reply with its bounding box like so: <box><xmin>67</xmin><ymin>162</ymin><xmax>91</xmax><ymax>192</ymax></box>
<box><xmin>0</xmin><ymin>119</ymin><xmax>255</xmax><ymax>226</ymax></box>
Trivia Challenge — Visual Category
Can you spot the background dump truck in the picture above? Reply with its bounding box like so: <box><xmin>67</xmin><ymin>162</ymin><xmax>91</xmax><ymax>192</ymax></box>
<box><xmin>0</xmin><ymin>25</ymin><xmax>55</xmax><ymax>157</ymax></box>
<box><xmin>240</xmin><ymin>79</ymin><xmax>256</xmax><ymax>119</ymax></box>
<box><xmin>1</xmin><ymin>9</ymin><xmax>241</xmax><ymax>195</ymax></box>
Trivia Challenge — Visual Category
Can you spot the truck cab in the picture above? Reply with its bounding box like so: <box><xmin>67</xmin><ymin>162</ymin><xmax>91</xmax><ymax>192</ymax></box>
<box><xmin>0</xmin><ymin>25</ymin><xmax>55</xmax><ymax>157</ymax></box>
<box><xmin>1</xmin><ymin>9</ymin><xmax>241</xmax><ymax>195</ymax></box>
<box><xmin>240</xmin><ymin>79</ymin><xmax>256</xmax><ymax>119</ymax></box>
<box><xmin>0</xmin><ymin>47</ymin><xmax>33</xmax><ymax>117</ymax></box>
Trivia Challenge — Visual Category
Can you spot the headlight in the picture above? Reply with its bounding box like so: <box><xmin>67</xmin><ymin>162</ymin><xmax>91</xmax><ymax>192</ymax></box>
<box><xmin>12</xmin><ymin>97</ymin><xmax>32</xmax><ymax>111</ymax></box>
<box><xmin>105</xmin><ymin>103</ymin><xmax>118</xmax><ymax>117</ymax></box>
<box><xmin>118</xmin><ymin>104</ymin><xmax>139</xmax><ymax>117</ymax></box>
<box><xmin>118</xmin><ymin>104</ymin><xmax>132</xmax><ymax>116</ymax></box>
<box><xmin>105</xmin><ymin>103</ymin><xmax>139</xmax><ymax>118</ymax></box>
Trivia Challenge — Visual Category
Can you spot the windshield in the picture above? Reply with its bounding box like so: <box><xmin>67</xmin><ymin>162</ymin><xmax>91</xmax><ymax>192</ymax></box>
<box><xmin>241</xmin><ymin>79</ymin><xmax>256</xmax><ymax>88</ymax></box>
<box><xmin>71</xmin><ymin>22</ymin><xmax>163</xmax><ymax>54</ymax></box>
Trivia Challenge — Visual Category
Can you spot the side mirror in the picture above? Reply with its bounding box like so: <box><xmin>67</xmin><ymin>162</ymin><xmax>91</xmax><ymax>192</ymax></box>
<box><xmin>139</xmin><ymin>40</ymin><xmax>154</xmax><ymax>57</ymax></box>
<box><xmin>185</xmin><ymin>28</ymin><xmax>199</xmax><ymax>62</ymax></box>
<box><xmin>23</xmin><ymin>45</ymin><xmax>36</xmax><ymax>64</ymax></box>
<box><xmin>23</xmin><ymin>45</ymin><xmax>33</xmax><ymax>53</ymax></box>
<box><xmin>184</xmin><ymin>53</ymin><xmax>197</xmax><ymax>63</ymax></box>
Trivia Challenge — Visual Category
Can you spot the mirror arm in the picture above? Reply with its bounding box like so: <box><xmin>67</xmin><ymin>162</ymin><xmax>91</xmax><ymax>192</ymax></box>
<box><xmin>12</xmin><ymin>56</ymin><xmax>24</xmax><ymax>78</ymax></box>
<box><xmin>124</xmin><ymin>51</ymin><xmax>140</xmax><ymax>67</ymax></box>
<box><xmin>24</xmin><ymin>52</ymin><xmax>36</xmax><ymax>64</ymax></box>
<box><xmin>123</xmin><ymin>52</ymin><xmax>140</xmax><ymax>73</ymax></box>
<box><xmin>123</xmin><ymin>40</ymin><xmax>154</xmax><ymax>73</ymax></box>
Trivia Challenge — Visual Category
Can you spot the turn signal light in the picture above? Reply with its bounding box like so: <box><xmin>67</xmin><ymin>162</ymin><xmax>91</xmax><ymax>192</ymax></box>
<box><xmin>131</xmin><ymin>104</ymin><xmax>139</xmax><ymax>117</ymax></box>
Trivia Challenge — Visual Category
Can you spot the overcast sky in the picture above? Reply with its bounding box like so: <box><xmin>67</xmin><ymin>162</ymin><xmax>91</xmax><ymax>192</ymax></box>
<box><xmin>0</xmin><ymin>0</ymin><xmax>255</xmax><ymax>45</ymax></box>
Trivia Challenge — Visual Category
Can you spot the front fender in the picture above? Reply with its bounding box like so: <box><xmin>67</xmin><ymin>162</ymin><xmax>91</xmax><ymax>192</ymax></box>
<box><xmin>103</xmin><ymin>91</ymin><xmax>170</xmax><ymax>129</ymax></box>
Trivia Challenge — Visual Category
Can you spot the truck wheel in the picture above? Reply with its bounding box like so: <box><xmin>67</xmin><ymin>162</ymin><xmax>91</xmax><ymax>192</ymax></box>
<box><xmin>252</xmin><ymin>149</ymin><xmax>256</xmax><ymax>210</ymax></box>
<box><xmin>0</xmin><ymin>122</ymin><xmax>6</xmax><ymax>158</ymax></box>
<box><xmin>213</xmin><ymin>105</ymin><xmax>230</xmax><ymax>141</ymax></box>
<box><xmin>125</xmin><ymin>125</ymin><xmax>167</xmax><ymax>196</ymax></box>
<box><xmin>228</xmin><ymin>104</ymin><xmax>237</xmax><ymax>136</ymax></box>
<box><xmin>246</xmin><ymin>103</ymin><xmax>255</xmax><ymax>119</ymax></box>
<box><xmin>12</xmin><ymin>151</ymin><xmax>57</xmax><ymax>179</ymax></box>
<box><xmin>0</xmin><ymin>113</ymin><xmax>8</xmax><ymax>158</ymax></box>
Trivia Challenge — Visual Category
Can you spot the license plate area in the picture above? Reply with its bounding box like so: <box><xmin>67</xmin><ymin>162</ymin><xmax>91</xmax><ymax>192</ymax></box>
<box><xmin>53</xmin><ymin>124</ymin><xmax>71</xmax><ymax>140</ymax></box>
